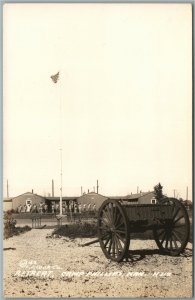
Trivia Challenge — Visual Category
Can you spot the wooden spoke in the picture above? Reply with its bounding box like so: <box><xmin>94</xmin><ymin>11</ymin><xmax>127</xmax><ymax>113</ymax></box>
<box><xmin>174</xmin><ymin>224</ymin><xmax>186</xmax><ymax>228</ymax></box>
<box><xmin>103</xmin><ymin>236</ymin><xmax>111</xmax><ymax>248</ymax></box>
<box><xmin>114</xmin><ymin>236</ymin><xmax>120</xmax><ymax>257</ymax></box>
<box><xmin>99</xmin><ymin>228</ymin><xmax>109</xmax><ymax>234</ymax></box>
<box><xmin>172</xmin><ymin>234</ymin><xmax>179</xmax><ymax>249</ymax></box>
<box><xmin>113</xmin><ymin>206</ymin><xmax>117</xmax><ymax>224</ymax></box>
<box><xmin>173</xmin><ymin>215</ymin><xmax>184</xmax><ymax>224</ymax></box>
<box><xmin>115</xmin><ymin>220</ymin><xmax>125</xmax><ymax>230</ymax></box>
<box><xmin>115</xmin><ymin>235</ymin><xmax>123</xmax><ymax>252</ymax></box>
<box><xmin>172</xmin><ymin>207</ymin><xmax>180</xmax><ymax>221</ymax></box>
<box><xmin>107</xmin><ymin>238</ymin><xmax>112</xmax><ymax>254</ymax></box>
<box><xmin>107</xmin><ymin>205</ymin><xmax>114</xmax><ymax>224</ymax></box>
<box><xmin>99</xmin><ymin>223</ymin><xmax>109</xmax><ymax>230</ymax></box>
<box><xmin>109</xmin><ymin>203</ymin><xmax>114</xmax><ymax>223</ymax></box>
<box><xmin>114</xmin><ymin>211</ymin><xmax>120</xmax><ymax>224</ymax></box>
<box><xmin>157</xmin><ymin>229</ymin><xmax>165</xmax><ymax>238</ymax></box>
<box><xmin>112</xmin><ymin>236</ymin><xmax>116</xmax><ymax>257</ymax></box>
<box><xmin>165</xmin><ymin>234</ymin><xmax>169</xmax><ymax>249</ymax></box>
<box><xmin>169</xmin><ymin>236</ymin><xmax>173</xmax><ymax>250</ymax></box>
<box><xmin>173</xmin><ymin>226</ymin><xmax>187</xmax><ymax>236</ymax></box>
<box><xmin>153</xmin><ymin>197</ymin><xmax>190</xmax><ymax>256</ymax></box>
<box><xmin>104</xmin><ymin>207</ymin><xmax>112</xmax><ymax>225</ymax></box>
<box><xmin>115</xmin><ymin>213</ymin><xmax>122</xmax><ymax>228</ymax></box>
<box><xmin>115</xmin><ymin>232</ymin><xmax>126</xmax><ymax>244</ymax></box>
<box><xmin>98</xmin><ymin>199</ymin><xmax>130</xmax><ymax>262</ymax></box>
<box><xmin>159</xmin><ymin>232</ymin><xmax>166</xmax><ymax>245</ymax></box>
<box><xmin>101</xmin><ymin>232</ymin><xmax>110</xmax><ymax>238</ymax></box>
<box><xmin>172</xmin><ymin>231</ymin><xmax>182</xmax><ymax>244</ymax></box>
<box><xmin>115</xmin><ymin>229</ymin><xmax>126</xmax><ymax>235</ymax></box>
<box><xmin>100</xmin><ymin>217</ymin><xmax>110</xmax><ymax>226</ymax></box>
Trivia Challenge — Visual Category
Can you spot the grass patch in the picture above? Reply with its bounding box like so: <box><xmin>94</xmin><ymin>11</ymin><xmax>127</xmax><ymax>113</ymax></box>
<box><xmin>10</xmin><ymin>226</ymin><xmax>31</xmax><ymax>238</ymax></box>
<box><xmin>52</xmin><ymin>221</ymin><xmax>98</xmax><ymax>238</ymax></box>
<box><xmin>4</xmin><ymin>210</ymin><xmax>31</xmax><ymax>239</ymax></box>
<box><xmin>4</xmin><ymin>224</ymin><xmax>31</xmax><ymax>239</ymax></box>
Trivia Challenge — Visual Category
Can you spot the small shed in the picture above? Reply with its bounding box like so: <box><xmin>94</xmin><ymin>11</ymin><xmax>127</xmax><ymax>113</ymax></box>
<box><xmin>125</xmin><ymin>191</ymin><xmax>156</xmax><ymax>204</ymax></box>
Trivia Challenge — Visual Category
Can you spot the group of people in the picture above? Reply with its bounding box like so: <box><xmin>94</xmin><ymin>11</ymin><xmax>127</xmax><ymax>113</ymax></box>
<box><xmin>16</xmin><ymin>201</ymin><xmax>97</xmax><ymax>215</ymax></box>
<box><xmin>17</xmin><ymin>202</ymin><xmax>48</xmax><ymax>214</ymax></box>
<box><xmin>61</xmin><ymin>202</ymin><xmax>97</xmax><ymax>214</ymax></box>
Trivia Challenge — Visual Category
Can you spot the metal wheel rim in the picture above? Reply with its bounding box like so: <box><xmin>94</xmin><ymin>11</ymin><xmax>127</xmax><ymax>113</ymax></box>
<box><xmin>98</xmin><ymin>199</ymin><xmax>130</xmax><ymax>262</ymax></box>
<box><xmin>153</xmin><ymin>197</ymin><xmax>190</xmax><ymax>256</ymax></box>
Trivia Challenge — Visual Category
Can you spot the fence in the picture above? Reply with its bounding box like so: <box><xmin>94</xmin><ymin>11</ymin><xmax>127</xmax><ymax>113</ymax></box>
<box><xmin>12</xmin><ymin>212</ymin><xmax>98</xmax><ymax>229</ymax></box>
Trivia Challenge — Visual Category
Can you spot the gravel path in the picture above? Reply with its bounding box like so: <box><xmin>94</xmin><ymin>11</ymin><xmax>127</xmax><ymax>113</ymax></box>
<box><xmin>4</xmin><ymin>229</ymin><xmax>192</xmax><ymax>298</ymax></box>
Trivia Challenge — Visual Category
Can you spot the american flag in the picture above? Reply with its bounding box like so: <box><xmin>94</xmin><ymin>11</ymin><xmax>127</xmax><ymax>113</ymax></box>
<box><xmin>51</xmin><ymin>71</ymin><xmax>59</xmax><ymax>83</ymax></box>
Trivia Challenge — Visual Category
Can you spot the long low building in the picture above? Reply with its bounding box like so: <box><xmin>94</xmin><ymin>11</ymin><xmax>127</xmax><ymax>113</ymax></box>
<box><xmin>3</xmin><ymin>190</ymin><xmax>159</xmax><ymax>213</ymax></box>
<box><xmin>3</xmin><ymin>191</ymin><xmax>108</xmax><ymax>213</ymax></box>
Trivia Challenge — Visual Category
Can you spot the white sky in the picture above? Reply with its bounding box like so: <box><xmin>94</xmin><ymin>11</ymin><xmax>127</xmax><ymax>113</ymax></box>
<box><xmin>3</xmin><ymin>3</ymin><xmax>192</xmax><ymax>199</ymax></box>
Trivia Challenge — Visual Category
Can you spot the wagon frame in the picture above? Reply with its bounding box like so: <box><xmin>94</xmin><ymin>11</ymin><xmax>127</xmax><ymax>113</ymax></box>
<box><xmin>97</xmin><ymin>197</ymin><xmax>190</xmax><ymax>262</ymax></box>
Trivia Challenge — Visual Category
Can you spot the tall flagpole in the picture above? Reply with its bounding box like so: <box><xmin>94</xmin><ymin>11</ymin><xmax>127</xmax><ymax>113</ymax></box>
<box><xmin>59</xmin><ymin>80</ymin><xmax>63</xmax><ymax>216</ymax></box>
<box><xmin>51</xmin><ymin>71</ymin><xmax>63</xmax><ymax>215</ymax></box>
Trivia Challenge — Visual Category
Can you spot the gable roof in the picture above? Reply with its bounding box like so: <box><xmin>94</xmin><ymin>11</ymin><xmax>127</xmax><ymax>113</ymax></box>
<box><xmin>12</xmin><ymin>192</ymin><xmax>46</xmax><ymax>201</ymax></box>
<box><xmin>109</xmin><ymin>196</ymin><xmax>127</xmax><ymax>200</ymax></box>
<box><xmin>78</xmin><ymin>192</ymin><xmax>107</xmax><ymax>199</ymax></box>
<box><xmin>109</xmin><ymin>191</ymin><xmax>155</xmax><ymax>201</ymax></box>
<box><xmin>45</xmin><ymin>196</ymin><xmax>77</xmax><ymax>201</ymax></box>
<box><xmin>126</xmin><ymin>191</ymin><xmax>155</xmax><ymax>200</ymax></box>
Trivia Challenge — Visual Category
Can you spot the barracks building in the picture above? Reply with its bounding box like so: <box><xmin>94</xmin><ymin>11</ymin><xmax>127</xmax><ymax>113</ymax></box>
<box><xmin>3</xmin><ymin>190</ymin><xmax>157</xmax><ymax>213</ymax></box>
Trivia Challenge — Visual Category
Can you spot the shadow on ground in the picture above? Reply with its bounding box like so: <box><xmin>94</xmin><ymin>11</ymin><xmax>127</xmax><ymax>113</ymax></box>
<box><xmin>123</xmin><ymin>247</ymin><xmax>192</xmax><ymax>263</ymax></box>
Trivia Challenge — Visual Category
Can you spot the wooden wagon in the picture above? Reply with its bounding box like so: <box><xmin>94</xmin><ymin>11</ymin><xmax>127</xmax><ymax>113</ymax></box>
<box><xmin>97</xmin><ymin>197</ymin><xmax>190</xmax><ymax>262</ymax></box>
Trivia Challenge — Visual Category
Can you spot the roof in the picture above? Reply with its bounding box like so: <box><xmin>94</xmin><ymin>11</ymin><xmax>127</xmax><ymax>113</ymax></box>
<box><xmin>77</xmin><ymin>192</ymin><xmax>108</xmax><ymax>200</ymax></box>
<box><xmin>45</xmin><ymin>197</ymin><xmax>77</xmax><ymax>201</ymax></box>
<box><xmin>109</xmin><ymin>196</ymin><xmax>127</xmax><ymax>200</ymax></box>
<box><xmin>10</xmin><ymin>192</ymin><xmax>77</xmax><ymax>202</ymax></box>
<box><xmin>12</xmin><ymin>192</ymin><xmax>46</xmax><ymax>201</ymax></box>
<box><xmin>126</xmin><ymin>191</ymin><xmax>155</xmax><ymax>200</ymax></box>
<box><xmin>108</xmin><ymin>192</ymin><xmax>155</xmax><ymax>201</ymax></box>
<box><xmin>78</xmin><ymin>191</ymin><xmax>106</xmax><ymax>198</ymax></box>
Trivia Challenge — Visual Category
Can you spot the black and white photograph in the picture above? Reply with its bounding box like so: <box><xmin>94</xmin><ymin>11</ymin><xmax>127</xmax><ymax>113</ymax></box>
<box><xmin>3</xmin><ymin>3</ymin><xmax>192</xmax><ymax>298</ymax></box>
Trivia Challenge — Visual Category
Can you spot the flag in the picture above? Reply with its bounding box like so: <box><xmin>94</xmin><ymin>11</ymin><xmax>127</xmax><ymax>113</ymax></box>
<box><xmin>51</xmin><ymin>71</ymin><xmax>59</xmax><ymax>83</ymax></box>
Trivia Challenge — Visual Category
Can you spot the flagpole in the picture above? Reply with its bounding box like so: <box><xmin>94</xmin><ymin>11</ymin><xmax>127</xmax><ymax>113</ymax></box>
<box><xmin>51</xmin><ymin>71</ymin><xmax>63</xmax><ymax>216</ymax></box>
<box><xmin>59</xmin><ymin>77</ymin><xmax>63</xmax><ymax>216</ymax></box>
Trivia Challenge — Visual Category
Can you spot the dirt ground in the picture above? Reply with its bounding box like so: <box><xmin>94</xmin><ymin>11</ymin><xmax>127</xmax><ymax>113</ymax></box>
<box><xmin>4</xmin><ymin>228</ymin><xmax>193</xmax><ymax>298</ymax></box>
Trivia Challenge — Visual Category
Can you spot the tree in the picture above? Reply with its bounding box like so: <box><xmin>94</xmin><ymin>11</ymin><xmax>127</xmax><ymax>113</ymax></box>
<box><xmin>154</xmin><ymin>183</ymin><xmax>164</xmax><ymax>201</ymax></box>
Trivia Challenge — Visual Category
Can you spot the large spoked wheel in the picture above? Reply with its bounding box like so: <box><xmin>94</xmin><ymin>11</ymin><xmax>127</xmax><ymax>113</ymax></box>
<box><xmin>98</xmin><ymin>199</ymin><xmax>130</xmax><ymax>262</ymax></box>
<box><xmin>153</xmin><ymin>198</ymin><xmax>190</xmax><ymax>256</ymax></box>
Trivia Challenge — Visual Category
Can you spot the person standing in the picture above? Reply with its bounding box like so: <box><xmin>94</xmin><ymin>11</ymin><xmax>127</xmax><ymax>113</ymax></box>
<box><xmin>51</xmin><ymin>203</ymin><xmax>55</xmax><ymax>214</ymax></box>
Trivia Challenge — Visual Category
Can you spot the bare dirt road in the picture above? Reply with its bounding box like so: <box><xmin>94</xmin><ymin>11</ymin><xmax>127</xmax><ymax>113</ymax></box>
<box><xmin>4</xmin><ymin>229</ymin><xmax>192</xmax><ymax>298</ymax></box>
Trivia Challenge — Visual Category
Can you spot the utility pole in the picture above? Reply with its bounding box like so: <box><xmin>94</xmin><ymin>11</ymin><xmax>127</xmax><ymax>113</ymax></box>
<box><xmin>97</xmin><ymin>180</ymin><xmax>99</xmax><ymax>194</ymax></box>
<box><xmin>7</xmin><ymin>180</ymin><xmax>9</xmax><ymax>198</ymax></box>
<box><xmin>186</xmin><ymin>186</ymin><xmax>188</xmax><ymax>200</ymax></box>
<box><xmin>52</xmin><ymin>179</ymin><xmax>54</xmax><ymax>197</ymax></box>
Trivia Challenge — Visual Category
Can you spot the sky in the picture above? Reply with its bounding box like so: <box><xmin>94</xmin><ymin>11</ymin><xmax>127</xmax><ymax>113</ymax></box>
<box><xmin>3</xmin><ymin>3</ymin><xmax>192</xmax><ymax>199</ymax></box>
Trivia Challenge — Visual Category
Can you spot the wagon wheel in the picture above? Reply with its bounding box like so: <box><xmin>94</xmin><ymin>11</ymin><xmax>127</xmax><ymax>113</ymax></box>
<box><xmin>153</xmin><ymin>198</ymin><xmax>190</xmax><ymax>256</ymax></box>
<box><xmin>98</xmin><ymin>199</ymin><xmax>130</xmax><ymax>262</ymax></box>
